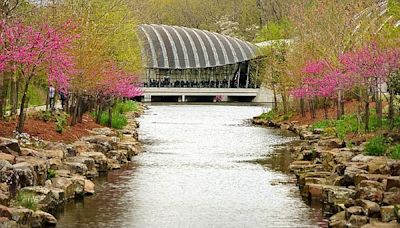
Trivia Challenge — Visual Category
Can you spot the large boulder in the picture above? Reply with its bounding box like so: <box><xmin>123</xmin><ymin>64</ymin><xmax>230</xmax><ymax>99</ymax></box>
<box><xmin>84</xmin><ymin>179</ymin><xmax>95</xmax><ymax>195</ymax></box>
<box><xmin>386</xmin><ymin>160</ymin><xmax>400</xmax><ymax>176</ymax></box>
<box><xmin>90</xmin><ymin>128</ymin><xmax>117</xmax><ymax>137</ymax></box>
<box><xmin>9</xmin><ymin>207</ymin><xmax>33</xmax><ymax>225</ymax></box>
<box><xmin>13</xmin><ymin>162</ymin><xmax>36</xmax><ymax>188</ymax></box>
<box><xmin>30</xmin><ymin>210</ymin><xmax>57</xmax><ymax>227</ymax></box>
<box><xmin>63</xmin><ymin>162</ymin><xmax>88</xmax><ymax>176</ymax></box>
<box><xmin>386</xmin><ymin>177</ymin><xmax>400</xmax><ymax>190</ymax></box>
<box><xmin>18</xmin><ymin>186</ymin><xmax>64</xmax><ymax>210</ymax></box>
<box><xmin>382</xmin><ymin>189</ymin><xmax>400</xmax><ymax>205</ymax></box>
<box><xmin>50</xmin><ymin>177</ymin><xmax>75</xmax><ymax>199</ymax></box>
<box><xmin>0</xmin><ymin>183</ymin><xmax>10</xmax><ymax>206</ymax></box>
<box><xmin>82</xmin><ymin>135</ymin><xmax>119</xmax><ymax>152</ymax></box>
<box><xmin>15</xmin><ymin>157</ymin><xmax>48</xmax><ymax>186</ymax></box>
<box><xmin>0</xmin><ymin>153</ymin><xmax>15</xmax><ymax>165</ymax></box>
<box><xmin>106</xmin><ymin>150</ymin><xmax>128</xmax><ymax>164</ymax></box>
<box><xmin>0</xmin><ymin>138</ymin><xmax>20</xmax><ymax>155</ymax></box>
<box><xmin>37</xmin><ymin>150</ymin><xmax>65</xmax><ymax>159</ymax></box>
<box><xmin>355</xmin><ymin>199</ymin><xmax>380</xmax><ymax>217</ymax></box>
<box><xmin>70</xmin><ymin>176</ymin><xmax>85</xmax><ymax>197</ymax></box>
<box><xmin>355</xmin><ymin>186</ymin><xmax>384</xmax><ymax>203</ymax></box>
<box><xmin>347</xmin><ymin>215</ymin><xmax>369</xmax><ymax>227</ymax></box>
<box><xmin>80</xmin><ymin>152</ymin><xmax>108</xmax><ymax>172</ymax></box>
<box><xmin>329</xmin><ymin>211</ymin><xmax>346</xmax><ymax>228</ymax></box>
<box><xmin>380</xmin><ymin>206</ymin><xmax>397</xmax><ymax>222</ymax></box>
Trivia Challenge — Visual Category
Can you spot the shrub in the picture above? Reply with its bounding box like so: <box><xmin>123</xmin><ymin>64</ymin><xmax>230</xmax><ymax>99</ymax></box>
<box><xmin>99</xmin><ymin>112</ymin><xmax>128</xmax><ymax>129</ymax></box>
<box><xmin>390</xmin><ymin>144</ymin><xmax>400</xmax><ymax>160</ymax></box>
<box><xmin>55</xmin><ymin>112</ymin><xmax>69</xmax><ymax>133</ymax></box>
<box><xmin>39</xmin><ymin>110</ymin><xmax>53</xmax><ymax>122</ymax></box>
<box><xmin>115</xmin><ymin>101</ymin><xmax>139</xmax><ymax>114</ymax></box>
<box><xmin>259</xmin><ymin>110</ymin><xmax>276</xmax><ymax>121</ymax></box>
<box><xmin>47</xmin><ymin>169</ymin><xmax>56</xmax><ymax>179</ymax></box>
<box><xmin>15</xmin><ymin>192</ymin><xmax>38</xmax><ymax>211</ymax></box>
<box><xmin>364</xmin><ymin>136</ymin><xmax>388</xmax><ymax>156</ymax></box>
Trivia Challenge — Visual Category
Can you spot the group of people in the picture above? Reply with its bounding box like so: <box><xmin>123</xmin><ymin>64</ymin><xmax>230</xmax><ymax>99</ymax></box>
<box><xmin>144</xmin><ymin>79</ymin><xmax>259</xmax><ymax>89</ymax></box>
<box><xmin>48</xmin><ymin>86</ymin><xmax>68</xmax><ymax>111</ymax></box>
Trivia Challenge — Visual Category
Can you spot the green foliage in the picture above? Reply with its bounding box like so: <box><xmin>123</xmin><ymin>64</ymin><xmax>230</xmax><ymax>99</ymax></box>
<box><xmin>115</xmin><ymin>101</ymin><xmax>139</xmax><ymax>114</ymax></box>
<box><xmin>38</xmin><ymin>110</ymin><xmax>53</xmax><ymax>122</ymax></box>
<box><xmin>364</xmin><ymin>136</ymin><xmax>388</xmax><ymax>156</ymax></box>
<box><xmin>55</xmin><ymin>112</ymin><xmax>69</xmax><ymax>133</ymax></box>
<box><xmin>26</xmin><ymin>83</ymin><xmax>47</xmax><ymax>107</ymax></box>
<box><xmin>259</xmin><ymin>110</ymin><xmax>277</xmax><ymax>121</ymax></box>
<box><xmin>390</xmin><ymin>144</ymin><xmax>400</xmax><ymax>160</ymax></box>
<box><xmin>254</xmin><ymin>19</ymin><xmax>291</xmax><ymax>42</ymax></box>
<box><xmin>15</xmin><ymin>192</ymin><xmax>38</xmax><ymax>211</ymax></box>
<box><xmin>99</xmin><ymin>112</ymin><xmax>128</xmax><ymax>129</ymax></box>
<box><xmin>47</xmin><ymin>169</ymin><xmax>56</xmax><ymax>179</ymax></box>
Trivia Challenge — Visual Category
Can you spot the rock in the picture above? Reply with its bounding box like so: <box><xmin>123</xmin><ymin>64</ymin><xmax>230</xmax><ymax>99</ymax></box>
<box><xmin>54</xmin><ymin>170</ymin><xmax>71</xmax><ymax>178</ymax></box>
<box><xmin>63</xmin><ymin>162</ymin><xmax>88</xmax><ymax>176</ymax></box>
<box><xmin>355</xmin><ymin>186</ymin><xmax>384</xmax><ymax>203</ymax></box>
<box><xmin>65</xmin><ymin>156</ymin><xmax>96</xmax><ymax>171</ymax></box>
<box><xmin>84</xmin><ymin>180</ymin><xmax>95</xmax><ymax>195</ymax></box>
<box><xmin>0</xmin><ymin>217</ymin><xmax>18</xmax><ymax>228</ymax></box>
<box><xmin>106</xmin><ymin>150</ymin><xmax>128</xmax><ymax>164</ymax></box>
<box><xmin>15</xmin><ymin>157</ymin><xmax>48</xmax><ymax>186</ymax></box>
<box><xmin>355</xmin><ymin>199</ymin><xmax>380</xmax><ymax>217</ymax></box>
<box><xmin>298</xmin><ymin>172</ymin><xmax>331</xmax><ymax>188</ymax></box>
<box><xmin>323</xmin><ymin>186</ymin><xmax>356</xmax><ymax>206</ymax></box>
<box><xmin>318</xmin><ymin>138</ymin><xmax>345</xmax><ymax>149</ymax></box>
<box><xmin>386</xmin><ymin>176</ymin><xmax>400</xmax><ymax>190</ymax></box>
<box><xmin>380</xmin><ymin>206</ymin><xmax>397</xmax><ymax>222</ymax></box>
<box><xmin>19</xmin><ymin>186</ymin><xmax>64</xmax><ymax>210</ymax></box>
<box><xmin>107</xmin><ymin>159</ymin><xmax>121</xmax><ymax>170</ymax></box>
<box><xmin>9</xmin><ymin>207</ymin><xmax>32</xmax><ymax>225</ymax></box>
<box><xmin>347</xmin><ymin>215</ymin><xmax>369</xmax><ymax>228</ymax></box>
<box><xmin>48</xmin><ymin>158</ymin><xmax>63</xmax><ymax>170</ymax></box>
<box><xmin>19</xmin><ymin>148</ymin><xmax>40</xmax><ymax>157</ymax></box>
<box><xmin>70</xmin><ymin>176</ymin><xmax>85</xmax><ymax>197</ymax></box>
<box><xmin>38</xmin><ymin>150</ymin><xmax>65</xmax><ymax>159</ymax></box>
<box><xmin>387</xmin><ymin>160</ymin><xmax>400</xmax><ymax>176</ymax></box>
<box><xmin>51</xmin><ymin>177</ymin><xmax>75</xmax><ymax>199</ymax></box>
<box><xmin>0</xmin><ymin>183</ymin><xmax>10</xmax><ymax>206</ymax></box>
<box><xmin>13</xmin><ymin>162</ymin><xmax>36</xmax><ymax>188</ymax></box>
<box><xmin>352</xmin><ymin>154</ymin><xmax>376</xmax><ymax>163</ymax></box>
<box><xmin>343</xmin><ymin>166</ymin><xmax>369</xmax><ymax>186</ymax></box>
<box><xmin>289</xmin><ymin>161</ymin><xmax>316</xmax><ymax>173</ymax></box>
<box><xmin>80</xmin><ymin>152</ymin><xmax>108</xmax><ymax>172</ymax></box>
<box><xmin>329</xmin><ymin>211</ymin><xmax>346</xmax><ymax>228</ymax></box>
<box><xmin>313</xmin><ymin>128</ymin><xmax>325</xmax><ymax>135</ymax></box>
<box><xmin>0</xmin><ymin>205</ymin><xmax>12</xmax><ymax>219</ymax></box>
<box><xmin>346</xmin><ymin>206</ymin><xmax>365</xmax><ymax>220</ymax></box>
<box><xmin>358</xmin><ymin>180</ymin><xmax>385</xmax><ymax>190</ymax></box>
<box><xmin>361</xmin><ymin>222</ymin><xmax>400</xmax><ymax>228</ymax></box>
<box><xmin>0</xmin><ymin>154</ymin><xmax>15</xmax><ymax>165</ymax></box>
<box><xmin>382</xmin><ymin>190</ymin><xmax>400</xmax><ymax>205</ymax></box>
<box><xmin>73</xmin><ymin>141</ymin><xmax>93</xmax><ymax>155</ymax></box>
<box><xmin>367</xmin><ymin>157</ymin><xmax>389</xmax><ymax>174</ymax></box>
<box><xmin>91</xmin><ymin>128</ymin><xmax>117</xmax><ymax>137</ymax></box>
<box><xmin>354</xmin><ymin>174</ymin><xmax>388</xmax><ymax>187</ymax></box>
<box><xmin>31</xmin><ymin>210</ymin><xmax>57</xmax><ymax>227</ymax></box>
<box><xmin>0</xmin><ymin>138</ymin><xmax>20</xmax><ymax>155</ymax></box>
<box><xmin>0</xmin><ymin>160</ymin><xmax>12</xmax><ymax>171</ymax></box>
<box><xmin>82</xmin><ymin>135</ymin><xmax>119</xmax><ymax>152</ymax></box>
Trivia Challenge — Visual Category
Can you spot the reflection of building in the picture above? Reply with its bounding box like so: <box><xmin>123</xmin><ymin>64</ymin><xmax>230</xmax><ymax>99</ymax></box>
<box><xmin>137</xmin><ymin>24</ymin><xmax>271</xmax><ymax>102</ymax></box>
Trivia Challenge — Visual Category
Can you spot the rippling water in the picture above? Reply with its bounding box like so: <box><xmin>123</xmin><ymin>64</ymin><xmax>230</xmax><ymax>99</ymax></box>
<box><xmin>56</xmin><ymin>105</ymin><xmax>325</xmax><ymax>228</ymax></box>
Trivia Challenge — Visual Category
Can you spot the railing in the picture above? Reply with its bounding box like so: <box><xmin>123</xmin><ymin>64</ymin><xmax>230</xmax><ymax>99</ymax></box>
<box><xmin>142</xmin><ymin>80</ymin><xmax>260</xmax><ymax>89</ymax></box>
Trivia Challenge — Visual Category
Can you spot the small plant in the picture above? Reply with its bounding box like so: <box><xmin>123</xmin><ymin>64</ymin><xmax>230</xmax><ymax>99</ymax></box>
<box><xmin>390</xmin><ymin>144</ymin><xmax>400</xmax><ymax>160</ymax></box>
<box><xmin>15</xmin><ymin>191</ymin><xmax>38</xmax><ymax>211</ymax></box>
<box><xmin>47</xmin><ymin>169</ymin><xmax>56</xmax><ymax>179</ymax></box>
<box><xmin>364</xmin><ymin>136</ymin><xmax>388</xmax><ymax>156</ymax></box>
<box><xmin>259</xmin><ymin>110</ymin><xmax>276</xmax><ymax>121</ymax></box>
<box><xmin>55</xmin><ymin>112</ymin><xmax>69</xmax><ymax>133</ymax></box>
<box><xmin>39</xmin><ymin>110</ymin><xmax>53</xmax><ymax>122</ymax></box>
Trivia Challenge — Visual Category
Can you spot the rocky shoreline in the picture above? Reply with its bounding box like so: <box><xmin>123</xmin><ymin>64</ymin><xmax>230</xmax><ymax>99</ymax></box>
<box><xmin>253</xmin><ymin>117</ymin><xmax>400</xmax><ymax>228</ymax></box>
<box><xmin>0</xmin><ymin>109</ymin><xmax>144</xmax><ymax>227</ymax></box>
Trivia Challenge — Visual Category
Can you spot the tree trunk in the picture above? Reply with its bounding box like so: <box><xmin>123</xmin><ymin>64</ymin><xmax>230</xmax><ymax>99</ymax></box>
<box><xmin>10</xmin><ymin>75</ymin><xmax>18</xmax><ymax>115</ymax></box>
<box><xmin>272</xmin><ymin>84</ymin><xmax>278</xmax><ymax>111</ymax></box>
<box><xmin>108</xmin><ymin>106</ymin><xmax>112</xmax><ymax>127</ymax></box>
<box><xmin>300</xmin><ymin>98</ymin><xmax>305</xmax><ymax>117</ymax></box>
<box><xmin>337</xmin><ymin>90</ymin><xmax>342</xmax><ymax>120</ymax></box>
<box><xmin>388</xmin><ymin>90</ymin><xmax>395</xmax><ymax>130</ymax></box>
<box><xmin>0</xmin><ymin>73</ymin><xmax>4</xmax><ymax>119</ymax></box>
<box><xmin>16</xmin><ymin>78</ymin><xmax>31</xmax><ymax>133</ymax></box>
<box><xmin>324</xmin><ymin>98</ymin><xmax>328</xmax><ymax>119</ymax></box>
<box><xmin>364</xmin><ymin>100</ymin><xmax>370</xmax><ymax>132</ymax></box>
<box><xmin>71</xmin><ymin>95</ymin><xmax>79</xmax><ymax>126</ymax></box>
<box><xmin>281</xmin><ymin>93</ymin><xmax>288</xmax><ymax>115</ymax></box>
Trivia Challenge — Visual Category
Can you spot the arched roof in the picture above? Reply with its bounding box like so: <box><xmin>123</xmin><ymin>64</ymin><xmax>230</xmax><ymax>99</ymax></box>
<box><xmin>138</xmin><ymin>24</ymin><xmax>260</xmax><ymax>69</ymax></box>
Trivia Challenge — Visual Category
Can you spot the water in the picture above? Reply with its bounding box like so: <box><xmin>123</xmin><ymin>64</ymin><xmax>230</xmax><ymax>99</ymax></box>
<box><xmin>56</xmin><ymin>105</ymin><xmax>325</xmax><ymax>228</ymax></box>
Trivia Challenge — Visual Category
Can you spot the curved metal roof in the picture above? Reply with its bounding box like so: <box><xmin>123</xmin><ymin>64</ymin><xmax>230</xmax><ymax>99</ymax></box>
<box><xmin>138</xmin><ymin>24</ymin><xmax>260</xmax><ymax>69</ymax></box>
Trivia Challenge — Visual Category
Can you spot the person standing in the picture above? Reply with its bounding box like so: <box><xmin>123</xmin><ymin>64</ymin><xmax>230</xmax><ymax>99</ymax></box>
<box><xmin>49</xmin><ymin>86</ymin><xmax>56</xmax><ymax>111</ymax></box>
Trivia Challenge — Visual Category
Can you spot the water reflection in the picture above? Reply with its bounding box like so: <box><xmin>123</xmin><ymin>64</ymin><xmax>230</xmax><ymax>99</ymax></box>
<box><xmin>56</xmin><ymin>105</ymin><xmax>325</xmax><ymax>228</ymax></box>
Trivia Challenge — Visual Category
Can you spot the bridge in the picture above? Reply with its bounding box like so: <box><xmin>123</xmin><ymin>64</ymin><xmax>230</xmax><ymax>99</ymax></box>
<box><xmin>137</xmin><ymin>24</ymin><xmax>270</xmax><ymax>103</ymax></box>
<box><xmin>141</xmin><ymin>87</ymin><xmax>273</xmax><ymax>103</ymax></box>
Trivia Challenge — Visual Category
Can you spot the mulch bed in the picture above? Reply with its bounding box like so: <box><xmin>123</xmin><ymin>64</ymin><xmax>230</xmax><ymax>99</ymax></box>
<box><xmin>0</xmin><ymin>114</ymin><xmax>101</xmax><ymax>143</ymax></box>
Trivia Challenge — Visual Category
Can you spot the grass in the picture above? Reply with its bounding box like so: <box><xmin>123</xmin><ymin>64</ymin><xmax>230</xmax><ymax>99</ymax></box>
<box><xmin>364</xmin><ymin>136</ymin><xmax>388</xmax><ymax>156</ymax></box>
<box><xmin>15</xmin><ymin>191</ymin><xmax>38</xmax><ymax>211</ymax></box>
<box><xmin>390</xmin><ymin>144</ymin><xmax>400</xmax><ymax>160</ymax></box>
<box><xmin>47</xmin><ymin>169</ymin><xmax>56</xmax><ymax>179</ymax></box>
<box><xmin>95</xmin><ymin>101</ymin><xmax>139</xmax><ymax>129</ymax></box>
